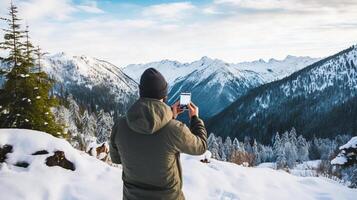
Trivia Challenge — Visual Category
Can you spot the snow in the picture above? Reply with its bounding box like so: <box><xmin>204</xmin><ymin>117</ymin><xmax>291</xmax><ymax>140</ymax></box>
<box><xmin>41</xmin><ymin>52</ymin><xmax>138</xmax><ymax>105</ymax></box>
<box><xmin>340</xmin><ymin>136</ymin><xmax>357</xmax><ymax>150</ymax></box>
<box><xmin>1</xmin><ymin>129</ymin><xmax>356</xmax><ymax>200</ymax></box>
<box><xmin>331</xmin><ymin>136</ymin><xmax>357</xmax><ymax>165</ymax></box>
<box><xmin>0</xmin><ymin>129</ymin><xmax>122</xmax><ymax>200</ymax></box>
<box><xmin>290</xmin><ymin>160</ymin><xmax>321</xmax><ymax>177</ymax></box>
<box><xmin>234</xmin><ymin>55</ymin><xmax>320</xmax><ymax>82</ymax></box>
<box><xmin>280</xmin><ymin>48</ymin><xmax>357</xmax><ymax>96</ymax></box>
<box><xmin>331</xmin><ymin>155</ymin><xmax>348</xmax><ymax>165</ymax></box>
<box><xmin>124</xmin><ymin>56</ymin><xmax>319</xmax><ymax>86</ymax></box>
<box><xmin>256</xmin><ymin>162</ymin><xmax>276</xmax><ymax>169</ymax></box>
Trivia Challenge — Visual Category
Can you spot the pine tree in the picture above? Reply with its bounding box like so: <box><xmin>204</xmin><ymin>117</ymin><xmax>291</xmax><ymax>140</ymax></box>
<box><xmin>273</xmin><ymin>132</ymin><xmax>281</xmax><ymax>160</ymax></box>
<box><xmin>232</xmin><ymin>138</ymin><xmax>241</xmax><ymax>151</ymax></box>
<box><xmin>79</xmin><ymin>110</ymin><xmax>97</xmax><ymax>150</ymax></box>
<box><xmin>289</xmin><ymin>128</ymin><xmax>298</xmax><ymax>147</ymax></box>
<box><xmin>0</xmin><ymin>2</ymin><xmax>63</xmax><ymax>136</ymax></box>
<box><xmin>281</xmin><ymin>130</ymin><xmax>298</xmax><ymax>168</ymax></box>
<box><xmin>309</xmin><ymin>137</ymin><xmax>321</xmax><ymax>160</ymax></box>
<box><xmin>0</xmin><ymin>2</ymin><xmax>25</xmax><ymax>66</ymax></box>
<box><xmin>350</xmin><ymin>168</ymin><xmax>357</xmax><ymax>188</ymax></box>
<box><xmin>244</xmin><ymin>136</ymin><xmax>252</xmax><ymax>154</ymax></box>
<box><xmin>297</xmin><ymin>135</ymin><xmax>309</xmax><ymax>162</ymax></box>
<box><xmin>67</xmin><ymin>94</ymin><xmax>81</xmax><ymax>125</ymax></box>
<box><xmin>252</xmin><ymin>139</ymin><xmax>261</xmax><ymax>165</ymax></box>
<box><xmin>216</xmin><ymin>136</ymin><xmax>227</xmax><ymax>161</ymax></box>
<box><xmin>273</xmin><ymin>132</ymin><xmax>286</xmax><ymax>169</ymax></box>
<box><xmin>0</xmin><ymin>2</ymin><xmax>26</xmax><ymax>125</ymax></box>
<box><xmin>207</xmin><ymin>133</ymin><xmax>220</xmax><ymax>159</ymax></box>
<box><xmin>223</xmin><ymin>136</ymin><xmax>233</xmax><ymax>160</ymax></box>
<box><xmin>96</xmin><ymin>109</ymin><xmax>114</xmax><ymax>144</ymax></box>
<box><xmin>207</xmin><ymin>133</ymin><xmax>215</xmax><ymax>147</ymax></box>
<box><xmin>260</xmin><ymin>145</ymin><xmax>274</xmax><ymax>163</ymax></box>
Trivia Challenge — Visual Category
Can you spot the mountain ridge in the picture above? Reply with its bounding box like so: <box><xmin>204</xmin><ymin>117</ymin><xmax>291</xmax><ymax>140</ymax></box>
<box><xmin>207</xmin><ymin>45</ymin><xmax>357</xmax><ymax>143</ymax></box>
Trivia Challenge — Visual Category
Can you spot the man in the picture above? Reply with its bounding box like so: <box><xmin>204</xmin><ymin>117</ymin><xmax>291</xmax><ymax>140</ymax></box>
<box><xmin>110</xmin><ymin>68</ymin><xmax>207</xmax><ymax>200</ymax></box>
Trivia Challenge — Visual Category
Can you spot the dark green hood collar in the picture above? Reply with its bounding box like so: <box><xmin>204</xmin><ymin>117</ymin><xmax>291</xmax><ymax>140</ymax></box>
<box><xmin>126</xmin><ymin>98</ymin><xmax>173</xmax><ymax>134</ymax></box>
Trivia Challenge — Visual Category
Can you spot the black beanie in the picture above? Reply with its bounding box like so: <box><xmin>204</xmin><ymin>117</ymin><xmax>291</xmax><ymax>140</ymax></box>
<box><xmin>139</xmin><ymin>68</ymin><xmax>168</xmax><ymax>100</ymax></box>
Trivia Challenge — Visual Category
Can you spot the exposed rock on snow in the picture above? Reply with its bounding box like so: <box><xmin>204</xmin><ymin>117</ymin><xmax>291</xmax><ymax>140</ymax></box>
<box><xmin>0</xmin><ymin>144</ymin><xmax>13</xmax><ymax>163</ymax></box>
<box><xmin>45</xmin><ymin>151</ymin><xmax>75</xmax><ymax>171</ymax></box>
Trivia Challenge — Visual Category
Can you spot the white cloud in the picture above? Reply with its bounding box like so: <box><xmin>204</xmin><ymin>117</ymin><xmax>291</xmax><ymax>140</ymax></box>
<box><xmin>213</xmin><ymin>0</ymin><xmax>357</xmax><ymax>12</ymax></box>
<box><xmin>214</xmin><ymin>0</ymin><xmax>290</xmax><ymax>10</ymax></box>
<box><xmin>77</xmin><ymin>1</ymin><xmax>104</xmax><ymax>14</ymax></box>
<box><xmin>1</xmin><ymin>0</ymin><xmax>357</xmax><ymax>67</ymax></box>
<box><xmin>18</xmin><ymin>0</ymin><xmax>77</xmax><ymax>21</ymax></box>
<box><xmin>142</xmin><ymin>2</ymin><xmax>195</xmax><ymax>21</ymax></box>
<box><xmin>202</xmin><ymin>6</ymin><xmax>221</xmax><ymax>15</ymax></box>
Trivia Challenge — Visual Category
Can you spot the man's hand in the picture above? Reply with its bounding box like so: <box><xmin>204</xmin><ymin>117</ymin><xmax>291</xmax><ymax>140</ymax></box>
<box><xmin>188</xmin><ymin>102</ymin><xmax>199</xmax><ymax>119</ymax></box>
<box><xmin>171</xmin><ymin>101</ymin><xmax>184</xmax><ymax>119</ymax></box>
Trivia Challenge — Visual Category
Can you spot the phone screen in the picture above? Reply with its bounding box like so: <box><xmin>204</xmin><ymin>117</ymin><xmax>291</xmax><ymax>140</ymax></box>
<box><xmin>180</xmin><ymin>93</ymin><xmax>191</xmax><ymax>109</ymax></box>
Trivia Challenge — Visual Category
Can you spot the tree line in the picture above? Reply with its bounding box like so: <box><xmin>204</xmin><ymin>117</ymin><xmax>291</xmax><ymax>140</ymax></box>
<box><xmin>0</xmin><ymin>2</ymin><xmax>63</xmax><ymax>136</ymax></box>
<box><xmin>208</xmin><ymin>128</ymin><xmax>351</xmax><ymax>169</ymax></box>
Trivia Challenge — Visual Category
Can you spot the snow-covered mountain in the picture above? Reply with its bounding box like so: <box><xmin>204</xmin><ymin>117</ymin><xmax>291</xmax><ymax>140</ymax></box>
<box><xmin>235</xmin><ymin>55</ymin><xmax>320</xmax><ymax>82</ymax></box>
<box><xmin>168</xmin><ymin>57</ymin><xmax>264</xmax><ymax>117</ymax></box>
<box><xmin>124</xmin><ymin>59</ymin><xmax>195</xmax><ymax>84</ymax></box>
<box><xmin>43</xmin><ymin>53</ymin><xmax>139</xmax><ymax>114</ymax></box>
<box><xmin>1</xmin><ymin>129</ymin><xmax>356</xmax><ymax>200</ymax></box>
<box><xmin>124</xmin><ymin>56</ymin><xmax>319</xmax><ymax>85</ymax></box>
<box><xmin>124</xmin><ymin>56</ymin><xmax>318</xmax><ymax>118</ymax></box>
<box><xmin>0</xmin><ymin>52</ymin><xmax>319</xmax><ymax>121</ymax></box>
<box><xmin>208</xmin><ymin>45</ymin><xmax>357</xmax><ymax>143</ymax></box>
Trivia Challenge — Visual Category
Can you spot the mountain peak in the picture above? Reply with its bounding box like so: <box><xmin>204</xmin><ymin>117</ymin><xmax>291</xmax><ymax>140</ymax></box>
<box><xmin>199</xmin><ymin>56</ymin><xmax>215</xmax><ymax>63</ymax></box>
<box><xmin>51</xmin><ymin>51</ymin><xmax>68</xmax><ymax>58</ymax></box>
<box><xmin>285</xmin><ymin>55</ymin><xmax>296</xmax><ymax>60</ymax></box>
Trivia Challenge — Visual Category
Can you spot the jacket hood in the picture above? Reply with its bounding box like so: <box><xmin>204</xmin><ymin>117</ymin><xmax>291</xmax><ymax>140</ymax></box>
<box><xmin>126</xmin><ymin>98</ymin><xmax>173</xmax><ymax>134</ymax></box>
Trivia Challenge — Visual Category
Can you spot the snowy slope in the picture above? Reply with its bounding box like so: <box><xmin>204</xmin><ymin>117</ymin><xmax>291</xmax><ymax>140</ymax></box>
<box><xmin>44</xmin><ymin>52</ymin><xmax>138</xmax><ymax>99</ymax></box>
<box><xmin>1</xmin><ymin>129</ymin><xmax>356</xmax><ymax>200</ymax></box>
<box><xmin>43</xmin><ymin>53</ymin><xmax>139</xmax><ymax>113</ymax></box>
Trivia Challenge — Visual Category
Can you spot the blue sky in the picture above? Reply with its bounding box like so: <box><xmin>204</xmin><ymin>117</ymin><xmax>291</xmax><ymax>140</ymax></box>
<box><xmin>1</xmin><ymin>0</ymin><xmax>357</xmax><ymax>66</ymax></box>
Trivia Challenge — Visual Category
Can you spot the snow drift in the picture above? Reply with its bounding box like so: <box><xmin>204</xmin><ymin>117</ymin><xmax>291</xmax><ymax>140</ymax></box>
<box><xmin>0</xmin><ymin>129</ymin><xmax>356</xmax><ymax>200</ymax></box>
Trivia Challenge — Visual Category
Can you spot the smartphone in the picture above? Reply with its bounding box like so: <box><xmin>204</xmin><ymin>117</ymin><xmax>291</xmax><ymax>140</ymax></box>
<box><xmin>180</xmin><ymin>92</ymin><xmax>191</xmax><ymax>110</ymax></box>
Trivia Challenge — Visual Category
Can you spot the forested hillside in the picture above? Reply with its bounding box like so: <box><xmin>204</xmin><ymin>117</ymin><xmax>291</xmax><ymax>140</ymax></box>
<box><xmin>208</xmin><ymin>45</ymin><xmax>357</xmax><ymax>144</ymax></box>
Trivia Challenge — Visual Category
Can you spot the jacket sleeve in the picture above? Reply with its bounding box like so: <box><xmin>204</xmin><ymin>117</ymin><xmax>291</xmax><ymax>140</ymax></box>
<box><xmin>109</xmin><ymin>122</ymin><xmax>122</xmax><ymax>164</ymax></box>
<box><xmin>170</xmin><ymin>116</ymin><xmax>208</xmax><ymax>155</ymax></box>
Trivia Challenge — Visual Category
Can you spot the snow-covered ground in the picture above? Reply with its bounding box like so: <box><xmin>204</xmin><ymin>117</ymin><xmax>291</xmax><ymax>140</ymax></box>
<box><xmin>290</xmin><ymin>160</ymin><xmax>321</xmax><ymax>177</ymax></box>
<box><xmin>1</xmin><ymin>129</ymin><xmax>356</xmax><ymax>200</ymax></box>
<box><xmin>257</xmin><ymin>160</ymin><xmax>322</xmax><ymax>177</ymax></box>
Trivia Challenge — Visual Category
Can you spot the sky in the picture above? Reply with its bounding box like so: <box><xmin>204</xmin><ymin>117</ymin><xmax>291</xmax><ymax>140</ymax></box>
<box><xmin>0</xmin><ymin>0</ymin><xmax>357</xmax><ymax>67</ymax></box>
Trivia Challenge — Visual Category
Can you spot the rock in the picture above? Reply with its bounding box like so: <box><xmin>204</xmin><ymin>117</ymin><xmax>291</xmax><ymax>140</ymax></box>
<box><xmin>15</xmin><ymin>161</ymin><xmax>29</xmax><ymax>168</ymax></box>
<box><xmin>45</xmin><ymin>151</ymin><xmax>75</xmax><ymax>171</ymax></box>
<box><xmin>200</xmin><ymin>158</ymin><xmax>210</xmax><ymax>163</ymax></box>
<box><xmin>0</xmin><ymin>144</ymin><xmax>13</xmax><ymax>163</ymax></box>
<box><xmin>32</xmin><ymin>150</ymin><xmax>49</xmax><ymax>155</ymax></box>
<box><xmin>87</xmin><ymin>143</ymin><xmax>109</xmax><ymax>162</ymax></box>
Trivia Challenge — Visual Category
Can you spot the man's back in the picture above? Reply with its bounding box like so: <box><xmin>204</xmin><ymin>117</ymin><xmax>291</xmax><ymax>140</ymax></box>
<box><xmin>110</xmin><ymin>98</ymin><xmax>207</xmax><ymax>200</ymax></box>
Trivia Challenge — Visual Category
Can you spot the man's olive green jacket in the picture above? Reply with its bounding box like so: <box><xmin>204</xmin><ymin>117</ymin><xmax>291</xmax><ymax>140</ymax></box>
<box><xmin>110</xmin><ymin>98</ymin><xmax>208</xmax><ymax>200</ymax></box>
